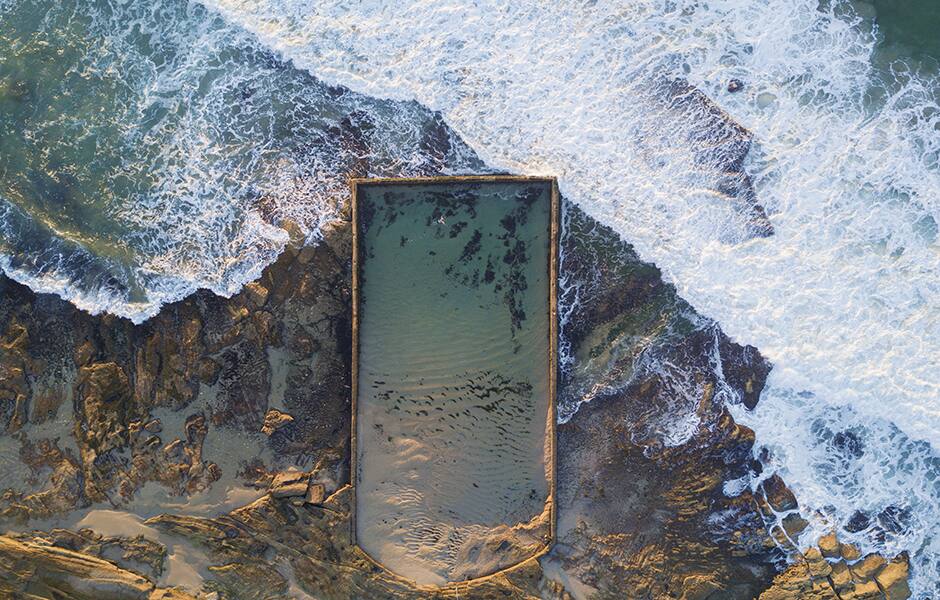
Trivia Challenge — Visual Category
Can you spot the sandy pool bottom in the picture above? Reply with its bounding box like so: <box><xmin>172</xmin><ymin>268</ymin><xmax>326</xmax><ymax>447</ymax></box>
<box><xmin>355</xmin><ymin>180</ymin><xmax>554</xmax><ymax>585</ymax></box>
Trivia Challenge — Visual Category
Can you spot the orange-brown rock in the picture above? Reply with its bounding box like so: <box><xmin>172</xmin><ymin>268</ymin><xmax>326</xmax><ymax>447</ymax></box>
<box><xmin>760</xmin><ymin>534</ymin><xmax>911</xmax><ymax>600</ymax></box>
<box><xmin>0</xmin><ymin>181</ymin><xmax>912</xmax><ymax>599</ymax></box>
<box><xmin>0</xmin><ymin>534</ymin><xmax>153</xmax><ymax>599</ymax></box>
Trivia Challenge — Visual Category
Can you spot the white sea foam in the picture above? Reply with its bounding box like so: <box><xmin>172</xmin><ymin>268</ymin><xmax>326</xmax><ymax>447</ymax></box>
<box><xmin>194</xmin><ymin>0</ymin><xmax>938</xmax><ymax>593</ymax></box>
<box><xmin>0</xmin><ymin>0</ymin><xmax>479</xmax><ymax>323</ymax></box>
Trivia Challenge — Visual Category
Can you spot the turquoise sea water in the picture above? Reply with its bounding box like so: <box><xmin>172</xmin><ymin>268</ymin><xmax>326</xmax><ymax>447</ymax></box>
<box><xmin>0</xmin><ymin>0</ymin><xmax>473</xmax><ymax>320</ymax></box>
<box><xmin>870</xmin><ymin>0</ymin><xmax>940</xmax><ymax>64</ymax></box>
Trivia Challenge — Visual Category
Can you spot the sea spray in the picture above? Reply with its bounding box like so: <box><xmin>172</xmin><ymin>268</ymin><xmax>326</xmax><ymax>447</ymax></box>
<box><xmin>0</xmin><ymin>0</ymin><xmax>486</xmax><ymax>322</ymax></box>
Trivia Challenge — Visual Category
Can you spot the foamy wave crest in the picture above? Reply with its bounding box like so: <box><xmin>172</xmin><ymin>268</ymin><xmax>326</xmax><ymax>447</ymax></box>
<box><xmin>198</xmin><ymin>0</ymin><xmax>939</xmax><ymax>593</ymax></box>
<box><xmin>0</xmin><ymin>0</ymin><xmax>485</xmax><ymax>323</ymax></box>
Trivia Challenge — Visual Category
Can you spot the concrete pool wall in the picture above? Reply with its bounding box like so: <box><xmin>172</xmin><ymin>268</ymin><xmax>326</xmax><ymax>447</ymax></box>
<box><xmin>350</xmin><ymin>176</ymin><xmax>558</xmax><ymax>587</ymax></box>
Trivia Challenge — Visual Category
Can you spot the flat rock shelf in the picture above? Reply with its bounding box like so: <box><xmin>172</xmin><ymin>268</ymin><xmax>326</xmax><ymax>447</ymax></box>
<box><xmin>351</xmin><ymin>176</ymin><xmax>558</xmax><ymax>587</ymax></box>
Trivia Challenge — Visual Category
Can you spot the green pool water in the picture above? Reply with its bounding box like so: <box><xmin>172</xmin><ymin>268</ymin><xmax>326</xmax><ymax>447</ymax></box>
<box><xmin>354</xmin><ymin>179</ymin><xmax>555</xmax><ymax>586</ymax></box>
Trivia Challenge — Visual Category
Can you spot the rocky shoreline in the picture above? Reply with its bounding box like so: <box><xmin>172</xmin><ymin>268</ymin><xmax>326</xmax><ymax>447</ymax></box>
<box><xmin>0</xmin><ymin>76</ymin><xmax>914</xmax><ymax>598</ymax></box>
<box><xmin>0</xmin><ymin>197</ymin><xmax>911</xmax><ymax>599</ymax></box>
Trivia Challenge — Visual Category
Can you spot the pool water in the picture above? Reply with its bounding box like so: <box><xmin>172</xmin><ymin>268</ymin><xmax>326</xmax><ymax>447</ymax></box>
<box><xmin>353</xmin><ymin>179</ymin><xmax>555</xmax><ymax>586</ymax></box>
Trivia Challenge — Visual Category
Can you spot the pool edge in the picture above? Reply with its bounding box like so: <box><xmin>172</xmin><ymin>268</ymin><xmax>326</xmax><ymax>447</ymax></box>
<box><xmin>348</xmin><ymin>175</ymin><xmax>560</xmax><ymax>590</ymax></box>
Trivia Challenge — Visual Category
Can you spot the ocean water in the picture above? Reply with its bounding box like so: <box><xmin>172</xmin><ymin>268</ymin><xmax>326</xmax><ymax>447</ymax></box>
<box><xmin>1</xmin><ymin>0</ymin><xmax>938</xmax><ymax>595</ymax></box>
<box><xmin>0</xmin><ymin>0</ymin><xmax>482</xmax><ymax>321</ymax></box>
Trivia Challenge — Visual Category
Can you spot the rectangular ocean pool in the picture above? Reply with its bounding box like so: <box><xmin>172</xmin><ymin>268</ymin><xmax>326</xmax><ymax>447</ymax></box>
<box><xmin>352</xmin><ymin>176</ymin><xmax>558</xmax><ymax>586</ymax></box>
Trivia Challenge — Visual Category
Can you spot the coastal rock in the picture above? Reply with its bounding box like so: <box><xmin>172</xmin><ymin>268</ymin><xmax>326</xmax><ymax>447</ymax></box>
<box><xmin>876</xmin><ymin>555</ymin><xmax>912</xmax><ymax>600</ymax></box>
<box><xmin>718</xmin><ymin>335</ymin><xmax>771</xmax><ymax>409</ymax></box>
<box><xmin>853</xmin><ymin>554</ymin><xmax>888</xmax><ymax>580</ymax></box>
<box><xmin>145</xmin><ymin>489</ymin><xmax>554</xmax><ymax>600</ymax></box>
<box><xmin>77</xmin><ymin>362</ymin><xmax>131</xmax><ymax>449</ymax></box>
<box><xmin>269</xmin><ymin>471</ymin><xmax>310</xmax><ymax>498</ymax></box>
<box><xmin>149</xmin><ymin>589</ymin><xmax>200</xmax><ymax>600</ymax></box>
<box><xmin>0</xmin><ymin>438</ymin><xmax>87</xmax><ymax>522</ymax></box>
<box><xmin>0</xmin><ymin>149</ymin><xmax>910</xmax><ymax>597</ymax></box>
<box><xmin>12</xmin><ymin>528</ymin><xmax>166</xmax><ymax>582</ymax></box>
<box><xmin>782</xmin><ymin>513</ymin><xmax>809</xmax><ymax>539</ymax></box>
<box><xmin>551</xmin><ymin>203</ymin><xmax>785</xmax><ymax>598</ymax></box>
<box><xmin>242</xmin><ymin>282</ymin><xmax>269</xmax><ymax>308</ymax></box>
<box><xmin>761</xmin><ymin>474</ymin><xmax>799</xmax><ymax>513</ymax></box>
<box><xmin>261</xmin><ymin>409</ymin><xmax>294</xmax><ymax>436</ymax></box>
<box><xmin>658</xmin><ymin>78</ymin><xmax>774</xmax><ymax>238</ymax></box>
<box><xmin>760</xmin><ymin>534</ymin><xmax>911</xmax><ymax>600</ymax></box>
<box><xmin>206</xmin><ymin>561</ymin><xmax>289</xmax><ymax>600</ymax></box>
<box><xmin>0</xmin><ymin>534</ymin><xmax>153</xmax><ymax>599</ymax></box>
<box><xmin>819</xmin><ymin>532</ymin><xmax>841</xmax><ymax>558</ymax></box>
<box><xmin>0</xmin><ymin>196</ymin><xmax>353</xmax><ymax>523</ymax></box>
<box><xmin>305</xmin><ymin>482</ymin><xmax>326</xmax><ymax>505</ymax></box>
<box><xmin>0</xmin><ymin>320</ymin><xmax>44</xmax><ymax>429</ymax></box>
<box><xmin>843</xmin><ymin>543</ymin><xmax>862</xmax><ymax>561</ymax></box>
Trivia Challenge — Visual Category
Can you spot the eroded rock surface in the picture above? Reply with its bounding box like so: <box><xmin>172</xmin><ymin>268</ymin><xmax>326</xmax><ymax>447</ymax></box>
<box><xmin>0</xmin><ymin>97</ymin><xmax>910</xmax><ymax>598</ymax></box>
<box><xmin>0</xmin><ymin>212</ymin><xmax>353</xmax><ymax>524</ymax></box>
<box><xmin>760</xmin><ymin>533</ymin><xmax>911</xmax><ymax>600</ymax></box>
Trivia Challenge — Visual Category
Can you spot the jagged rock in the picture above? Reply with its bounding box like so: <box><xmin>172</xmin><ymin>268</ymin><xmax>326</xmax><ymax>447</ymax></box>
<box><xmin>0</xmin><ymin>534</ymin><xmax>153</xmax><ymax>599</ymax></box>
<box><xmin>0</xmin><ymin>322</ymin><xmax>32</xmax><ymax>433</ymax></box>
<box><xmin>842</xmin><ymin>542</ymin><xmax>862</xmax><ymax>561</ymax></box>
<box><xmin>830</xmin><ymin>560</ymin><xmax>853</xmax><ymax>593</ymax></box>
<box><xmin>146</xmin><ymin>490</ymin><xmax>551</xmax><ymax>599</ymax></box>
<box><xmin>149</xmin><ymin>588</ymin><xmax>200</xmax><ymax>600</ymax></box>
<box><xmin>206</xmin><ymin>561</ymin><xmax>288</xmax><ymax>600</ymax></box>
<box><xmin>551</xmin><ymin>203</ymin><xmax>782</xmax><ymax>598</ymax></box>
<box><xmin>196</xmin><ymin>357</ymin><xmax>221</xmax><ymax>385</ymax></box>
<box><xmin>0</xmin><ymin>439</ymin><xmax>87</xmax><ymax>522</ymax></box>
<box><xmin>876</xmin><ymin>555</ymin><xmax>911</xmax><ymax>600</ymax></box>
<box><xmin>846</xmin><ymin>580</ymin><xmax>884</xmax><ymax>600</ymax></box>
<box><xmin>717</xmin><ymin>335</ymin><xmax>771</xmax><ymax>410</ymax></box>
<box><xmin>0</xmin><ymin>531</ymin><xmax>200</xmax><ymax>600</ymax></box>
<box><xmin>852</xmin><ymin>554</ymin><xmax>887</xmax><ymax>580</ymax></box>
<box><xmin>306</xmin><ymin>482</ymin><xmax>326</xmax><ymax>505</ymax></box>
<box><xmin>761</xmin><ymin>534</ymin><xmax>912</xmax><ymax>600</ymax></box>
<box><xmin>261</xmin><ymin>409</ymin><xmax>294</xmax><ymax>436</ymax></box>
<box><xmin>761</xmin><ymin>474</ymin><xmax>798</xmax><ymax>512</ymax></box>
<box><xmin>13</xmin><ymin>528</ymin><xmax>167</xmax><ymax>582</ymax></box>
<box><xmin>242</xmin><ymin>282</ymin><xmax>269</xmax><ymax>308</ymax></box>
<box><xmin>77</xmin><ymin>362</ymin><xmax>131</xmax><ymax>449</ymax></box>
<box><xmin>0</xmin><ymin>139</ymin><xmax>910</xmax><ymax>598</ymax></box>
<box><xmin>846</xmin><ymin>510</ymin><xmax>872</xmax><ymax>533</ymax></box>
<box><xmin>819</xmin><ymin>532</ymin><xmax>840</xmax><ymax>558</ymax></box>
<box><xmin>782</xmin><ymin>513</ymin><xmax>809</xmax><ymax>539</ymax></box>
<box><xmin>269</xmin><ymin>471</ymin><xmax>310</xmax><ymax>498</ymax></box>
<box><xmin>804</xmin><ymin>547</ymin><xmax>833</xmax><ymax>578</ymax></box>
